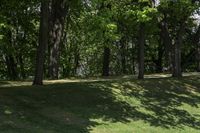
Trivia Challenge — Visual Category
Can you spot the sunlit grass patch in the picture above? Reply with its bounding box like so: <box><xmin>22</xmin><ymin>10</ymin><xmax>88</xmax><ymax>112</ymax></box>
<box><xmin>0</xmin><ymin>74</ymin><xmax>200</xmax><ymax>133</ymax></box>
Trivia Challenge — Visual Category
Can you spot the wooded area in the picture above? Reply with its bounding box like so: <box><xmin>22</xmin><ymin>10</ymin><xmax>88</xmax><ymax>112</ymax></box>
<box><xmin>0</xmin><ymin>0</ymin><xmax>199</xmax><ymax>84</ymax></box>
<box><xmin>0</xmin><ymin>1</ymin><xmax>200</xmax><ymax>132</ymax></box>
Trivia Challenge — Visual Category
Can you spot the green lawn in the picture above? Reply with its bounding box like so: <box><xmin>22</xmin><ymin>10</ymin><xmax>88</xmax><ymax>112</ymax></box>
<box><xmin>0</xmin><ymin>75</ymin><xmax>200</xmax><ymax>133</ymax></box>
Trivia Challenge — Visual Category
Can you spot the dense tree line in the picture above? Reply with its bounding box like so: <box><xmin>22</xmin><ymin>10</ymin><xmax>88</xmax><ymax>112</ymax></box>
<box><xmin>0</xmin><ymin>0</ymin><xmax>199</xmax><ymax>85</ymax></box>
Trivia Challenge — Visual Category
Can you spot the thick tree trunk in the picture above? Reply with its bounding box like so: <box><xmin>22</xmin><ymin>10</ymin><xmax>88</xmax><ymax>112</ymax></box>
<box><xmin>102</xmin><ymin>46</ymin><xmax>110</xmax><ymax>76</ymax></box>
<box><xmin>4</xmin><ymin>29</ymin><xmax>18</xmax><ymax>80</ymax></box>
<box><xmin>160</xmin><ymin>16</ymin><xmax>173</xmax><ymax>72</ymax></box>
<box><xmin>172</xmin><ymin>23</ymin><xmax>185</xmax><ymax>78</ymax></box>
<box><xmin>138</xmin><ymin>23</ymin><xmax>145</xmax><ymax>79</ymax></box>
<box><xmin>172</xmin><ymin>38</ymin><xmax>182</xmax><ymax>77</ymax></box>
<box><xmin>33</xmin><ymin>0</ymin><xmax>49</xmax><ymax>85</ymax></box>
<box><xmin>49</xmin><ymin>0</ymin><xmax>68</xmax><ymax>79</ymax></box>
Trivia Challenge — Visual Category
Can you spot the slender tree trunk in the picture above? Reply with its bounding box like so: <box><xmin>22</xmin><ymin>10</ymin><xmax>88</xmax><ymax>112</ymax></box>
<box><xmin>138</xmin><ymin>23</ymin><xmax>145</xmax><ymax>79</ymax></box>
<box><xmin>74</xmin><ymin>49</ymin><xmax>80</xmax><ymax>76</ymax></box>
<box><xmin>49</xmin><ymin>0</ymin><xmax>68</xmax><ymax>79</ymax></box>
<box><xmin>5</xmin><ymin>55</ymin><xmax>18</xmax><ymax>80</ymax></box>
<box><xmin>5</xmin><ymin>56</ymin><xmax>12</xmax><ymax>79</ymax></box>
<box><xmin>102</xmin><ymin>46</ymin><xmax>110</xmax><ymax>76</ymax></box>
<box><xmin>132</xmin><ymin>38</ymin><xmax>136</xmax><ymax>74</ymax></box>
<box><xmin>194</xmin><ymin>26</ymin><xmax>200</xmax><ymax>72</ymax></box>
<box><xmin>120</xmin><ymin>37</ymin><xmax>126</xmax><ymax>74</ymax></box>
<box><xmin>197</xmin><ymin>45</ymin><xmax>200</xmax><ymax>72</ymax></box>
<box><xmin>18</xmin><ymin>54</ymin><xmax>25</xmax><ymax>79</ymax></box>
<box><xmin>33</xmin><ymin>0</ymin><xmax>49</xmax><ymax>85</ymax></box>
<box><xmin>155</xmin><ymin>38</ymin><xmax>164</xmax><ymax>73</ymax></box>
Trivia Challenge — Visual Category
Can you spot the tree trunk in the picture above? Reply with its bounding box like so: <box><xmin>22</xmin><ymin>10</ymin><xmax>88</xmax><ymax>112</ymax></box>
<box><xmin>49</xmin><ymin>0</ymin><xmax>68</xmax><ymax>79</ymax></box>
<box><xmin>120</xmin><ymin>37</ymin><xmax>126</xmax><ymax>74</ymax></box>
<box><xmin>18</xmin><ymin>54</ymin><xmax>25</xmax><ymax>79</ymax></box>
<box><xmin>33</xmin><ymin>0</ymin><xmax>49</xmax><ymax>85</ymax></box>
<box><xmin>74</xmin><ymin>51</ymin><xmax>80</xmax><ymax>76</ymax></box>
<box><xmin>138</xmin><ymin>23</ymin><xmax>145</xmax><ymax>79</ymax></box>
<box><xmin>5</xmin><ymin>55</ymin><xmax>18</xmax><ymax>80</ymax></box>
<box><xmin>132</xmin><ymin>38</ymin><xmax>136</xmax><ymax>74</ymax></box>
<box><xmin>172</xmin><ymin>39</ymin><xmax>182</xmax><ymax>77</ymax></box>
<box><xmin>155</xmin><ymin>38</ymin><xmax>164</xmax><ymax>73</ymax></box>
<box><xmin>102</xmin><ymin>46</ymin><xmax>110</xmax><ymax>76</ymax></box>
<box><xmin>172</xmin><ymin>23</ymin><xmax>185</xmax><ymax>78</ymax></box>
<box><xmin>160</xmin><ymin>16</ymin><xmax>173</xmax><ymax>72</ymax></box>
<box><xmin>197</xmin><ymin>45</ymin><xmax>200</xmax><ymax>72</ymax></box>
<box><xmin>4</xmin><ymin>29</ymin><xmax>18</xmax><ymax>80</ymax></box>
<box><xmin>194</xmin><ymin>26</ymin><xmax>200</xmax><ymax>72</ymax></box>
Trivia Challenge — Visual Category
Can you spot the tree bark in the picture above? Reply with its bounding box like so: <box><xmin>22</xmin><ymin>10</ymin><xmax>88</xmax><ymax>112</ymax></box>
<box><xmin>18</xmin><ymin>54</ymin><xmax>25</xmax><ymax>79</ymax></box>
<box><xmin>33</xmin><ymin>0</ymin><xmax>49</xmax><ymax>85</ymax></box>
<box><xmin>48</xmin><ymin>0</ymin><xmax>68</xmax><ymax>79</ymax></box>
<box><xmin>5</xmin><ymin>55</ymin><xmax>18</xmax><ymax>80</ymax></box>
<box><xmin>132</xmin><ymin>38</ymin><xmax>136</xmax><ymax>74</ymax></box>
<box><xmin>172</xmin><ymin>39</ymin><xmax>182</xmax><ymax>77</ymax></box>
<box><xmin>138</xmin><ymin>23</ymin><xmax>145</xmax><ymax>79</ymax></box>
<box><xmin>73</xmin><ymin>49</ymin><xmax>80</xmax><ymax>76</ymax></box>
<box><xmin>194</xmin><ymin>26</ymin><xmax>200</xmax><ymax>72</ymax></box>
<box><xmin>172</xmin><ymin>23</ymin><xmax>185</xmax><ymax>78</ymax></box>
<box><xmin>197</xmin><ymin>45</ymin><xmax>200</xmax><ymax>72</ymax></box>
<box><xmin>102</xmin><ymin>46</ymin><xmax>110</xmax><ymax>76</ymax></box>
<box><xmin>155</xmin><ymin>39</ymin><xmax>164</xmax><ymax>73</ymax></box>
<box><xmin>120</xmin><ymin>37</ymin><xmax>127</xmax><ymax>74</ymax></box>
<box><xmin>160</xmin><ymin>15</ymin><xmax>173</xmax><ymax>72</ymax></box>
<box><xmin>4</xmin><ymin>28</ymin><xmax>18</xmax><ymax>80</ymax></box>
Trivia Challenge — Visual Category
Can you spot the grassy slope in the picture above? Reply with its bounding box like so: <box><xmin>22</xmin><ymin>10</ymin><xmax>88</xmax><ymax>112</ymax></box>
<box><xmin>0</xmin><ymin>75</ymin><xmax>200</xmax><ymax>133</ymax></box>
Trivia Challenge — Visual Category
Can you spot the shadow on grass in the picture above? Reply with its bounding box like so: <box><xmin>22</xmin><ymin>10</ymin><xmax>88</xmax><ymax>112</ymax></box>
<box><xmin>0</xmin><ymin>81</ymin><xmax>10</xmax><ymax>86</ymax></box>
<box><xmin>118</xmin><ymin>76</ymin><xmax>200</xmax><ymax>129</ymax></box>
<box><xmin>0</xmin><ymin>76</ymin><xmax>199</xmax><ymax>132</ymax></box>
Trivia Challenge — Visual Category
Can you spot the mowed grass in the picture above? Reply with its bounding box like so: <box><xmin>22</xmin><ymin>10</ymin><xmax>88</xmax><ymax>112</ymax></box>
<box><xmin>0</xmin><ymin>75</ymin><xmax>200</xmax><ymax>133</ymax></box>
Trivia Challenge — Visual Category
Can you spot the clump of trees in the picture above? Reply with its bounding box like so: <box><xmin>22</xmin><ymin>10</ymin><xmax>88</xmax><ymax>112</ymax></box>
<box><xmin>0</xmin><ymin>0</ymin><xmax>199</xmax><ymax>85</ymax></box>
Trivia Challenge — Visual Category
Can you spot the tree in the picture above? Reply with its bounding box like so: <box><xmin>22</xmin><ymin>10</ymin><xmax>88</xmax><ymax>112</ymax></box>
<box><xmin>0</xmin><ymin>0</ymin><xmax>199</xmax><ymax>81</ymax></box>
<box><xmin>137</xmin><ymin>0</ymin><xmax>157</xmax><ymax>79</ymax></box>
<box><xmin>48</xmin><ymin>0</ymin><xmax>69</xmax><ymax>79</ymax></box>
<box><xmin>158</xmin><ymin>0</ymin><xmax>199</xmax><ymax>77</ymax></box>
<box><xmin>33</xmin><ymin>0</ymin><xmax>49</xmax><ymax>85</ymax></box>
<box><xmin>195</xmin><ymin>25</ymin><xmax>200</xmax><ymax>71</ymax></box>
<box><xmin>102</xmin><ymin>45</ymin><xmax>110</xmax><ymax>76</ymax></box>
<box><xmin>138</xmin><ymin>23</ymin><xmax>145</xmax><ymax>79</ymax></box>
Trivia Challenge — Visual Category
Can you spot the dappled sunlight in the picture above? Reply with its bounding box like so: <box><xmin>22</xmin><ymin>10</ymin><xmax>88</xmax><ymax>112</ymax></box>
<box><xmin>0</xmin><ymin>81</ymin><xmax>32</xmax><ymax>88</ymax></box>
<box><xmin>0</xmin><ymin>72</ymin><xmax>199</xmax><ymax>88</ymax></box>
<box><xmin>87</xmin><ymin>76</ymin><xmax>200</xmax><ymax>129</ymax></box>
<box><xmin>0</xmin><ymin>75</ymin><xmax>200</xmax><ymax>132</ymax></box>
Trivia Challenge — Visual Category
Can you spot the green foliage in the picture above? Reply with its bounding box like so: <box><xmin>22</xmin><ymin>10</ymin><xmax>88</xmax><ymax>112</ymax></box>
<box><xmin>0</xmin><ymin>0</ymin><xmax>199</xmax><ymax>79</ymax></box>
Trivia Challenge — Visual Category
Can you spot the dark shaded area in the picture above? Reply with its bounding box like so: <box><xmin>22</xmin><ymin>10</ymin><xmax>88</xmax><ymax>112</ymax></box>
<box><xmin>0</xmin><ymin>81</ymin><xmax>10</xmax><ymax>85</ymax></box>
<box><xmin>0</xmin><ymin>76</ymin><xmax>199</xmax><ymax>132</ymax></box>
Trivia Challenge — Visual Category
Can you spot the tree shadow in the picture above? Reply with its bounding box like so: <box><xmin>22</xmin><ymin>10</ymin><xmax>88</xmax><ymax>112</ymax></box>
<box><xmin>0</xmin><ymin>81</ymin><xmax>141</xmax><ymax>132</ymax></box>
<box><xmin>0</xmin><ymin>76</ymin><xmax>199</xmax><ymax>132</ymax></box>
<box><xmin>116</xmin><ymin>76</ymin><xmax>200</xmax><ymax>129</ymax></box>
<box><xmin>0</xmin><ymin>81</ymin><xmax>11</xmax><ymax>86</ymax></box>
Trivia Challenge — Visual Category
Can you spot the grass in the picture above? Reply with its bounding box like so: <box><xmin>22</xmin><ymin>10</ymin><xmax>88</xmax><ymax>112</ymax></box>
<box><xmin>0</xmin><ymin>74</ymin><xmax>200</xmax><ymax>133</ymax></box>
